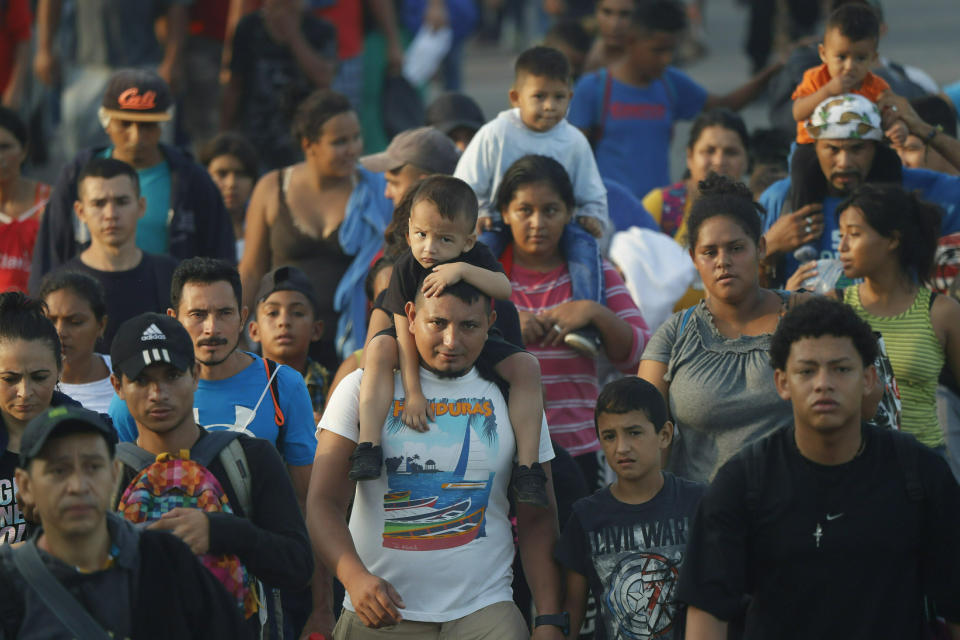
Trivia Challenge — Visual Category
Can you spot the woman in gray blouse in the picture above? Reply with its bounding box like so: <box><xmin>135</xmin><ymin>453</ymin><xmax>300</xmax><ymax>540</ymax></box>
<box><xmin>638</xmin><ymin>176</ymin><xmax>805</xmax><ymax>483</ymax></box>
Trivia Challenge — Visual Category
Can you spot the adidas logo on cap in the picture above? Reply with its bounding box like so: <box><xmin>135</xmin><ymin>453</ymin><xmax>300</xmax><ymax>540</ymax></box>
<box><xmin>140</xmin><ymin>323</ymin><xmax>166</xmax><ymax>342</ymax></box>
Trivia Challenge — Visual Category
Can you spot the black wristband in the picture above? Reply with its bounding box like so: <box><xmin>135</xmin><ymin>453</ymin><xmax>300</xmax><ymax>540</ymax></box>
<box><xmin>534</xmin><ymin>612</ymin><xmax>570</xmax><ymax>635</ymax></box>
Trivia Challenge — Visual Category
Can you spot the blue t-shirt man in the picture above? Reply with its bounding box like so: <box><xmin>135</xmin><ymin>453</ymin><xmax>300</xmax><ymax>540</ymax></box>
<box><xmin>760</xmin><ymin>167</ymin><xmax>960</xmax><ymax>283</ymax></box>
<box><xmin>109</xmin><ymin>352</ymin><xmax>317</xmax><ymax>466</ymax></box>
<box><xmin>567</xmin><ymin>67</ymin><xmax>708</xmax><ymax>201</ymax></box>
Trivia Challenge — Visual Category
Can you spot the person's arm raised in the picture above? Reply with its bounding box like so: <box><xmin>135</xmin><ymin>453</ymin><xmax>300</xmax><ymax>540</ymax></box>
<box><xmin>880</xmin><ymin>91</ymin><xmax>960</xmax><ymax>174</ymax></box>
<box><xmin>306</xmin><ymin>429</ymin><xmax>405</xmax><ymax>628</ymax></box>
<box><xmin>704</xmin><ymin>60</ymin><xmax>784</xmax><ymax>112</ymax></box>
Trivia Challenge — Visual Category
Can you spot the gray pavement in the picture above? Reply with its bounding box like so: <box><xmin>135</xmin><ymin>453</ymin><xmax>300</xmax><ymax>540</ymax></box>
<box><xmin>458</xmin><ymin>0</ymin><xmax>959</xmax><ymax>181</ymax></box>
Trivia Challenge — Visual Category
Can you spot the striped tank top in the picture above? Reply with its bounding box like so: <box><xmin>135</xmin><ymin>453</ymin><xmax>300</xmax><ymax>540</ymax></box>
<box><xmin>844</xmin><ymin>286</ymin><xmax>944</xmax><ymax>447</ymax></box>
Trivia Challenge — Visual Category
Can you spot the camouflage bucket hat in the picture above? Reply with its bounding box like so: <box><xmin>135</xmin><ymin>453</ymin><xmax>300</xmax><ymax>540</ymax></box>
<box><xmin>805</xmin><ymin>94</ymin><xmax>883</xmax><ymax>141</ymax></box>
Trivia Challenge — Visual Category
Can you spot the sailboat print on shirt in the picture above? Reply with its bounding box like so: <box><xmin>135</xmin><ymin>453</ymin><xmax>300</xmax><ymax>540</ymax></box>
<box><xmin>380</xmin><ymin>399</ymin><xmax>497</xmax><ymax>551</ymax></box>
<box><xmin>441</xmin><ymin>415</ymin><xmax>489</xmax><ymax>490</ymax></box>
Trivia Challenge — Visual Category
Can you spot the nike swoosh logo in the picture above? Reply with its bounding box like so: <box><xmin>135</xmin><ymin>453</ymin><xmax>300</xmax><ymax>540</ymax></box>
<box><xmin>826</xmin><ymin>513</ymin><xmax>844</xmax><ymax>521</ymax></box>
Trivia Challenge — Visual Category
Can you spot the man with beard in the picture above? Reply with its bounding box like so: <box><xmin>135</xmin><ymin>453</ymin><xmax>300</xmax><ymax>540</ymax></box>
<box><xmin>308</xmin><ymin>282</ymin><xmax>566</xmax><ymax>639</ymax></box>
<box><xmin>759</xmin><ymin>93</ymin><xmax>960</xmax><ymax>287</ymax></box>
<box><xmin>106</xmin><ymin>257</ymin><xmax>317</xmax><ymax>506</ymax></box>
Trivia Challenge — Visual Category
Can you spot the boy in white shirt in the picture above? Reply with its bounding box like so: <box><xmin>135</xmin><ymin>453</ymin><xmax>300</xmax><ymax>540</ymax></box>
<box><xmin>455</xmin><ymin>46</ymin><xmax>610</xmax><ymax>356</ymax></box>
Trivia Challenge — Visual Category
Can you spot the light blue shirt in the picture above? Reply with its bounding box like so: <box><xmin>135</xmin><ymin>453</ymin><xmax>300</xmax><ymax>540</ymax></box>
<box><xmin>109</xmin><ymin>353</ymin><xmax>318</xmax><ymax>466</ymax></box>
<box><xmin>98</xmin><ymin>147</ymin><xmax>171</xmax><ymax>254</ymax></box>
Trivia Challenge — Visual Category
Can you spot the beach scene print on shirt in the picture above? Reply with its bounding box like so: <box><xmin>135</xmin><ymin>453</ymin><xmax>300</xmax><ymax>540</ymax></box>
<box><xmin>380</xmin><ymin>396</ymin><xmax>498</xmax><ymax>552</ymax></box>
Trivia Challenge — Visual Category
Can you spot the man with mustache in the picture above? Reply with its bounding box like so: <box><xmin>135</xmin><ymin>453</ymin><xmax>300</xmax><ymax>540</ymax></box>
<box><xmin>758</xmin><ymin>93</ymin><xmax>960</xmax><ymax>287</ymax></box>
<box><xmin>51</xmin><ymin>157</ymin><xmax>176</xmax><ymax>352</ymax></box>
<box><xmin>105</xmin><ymin>256</ymin><xmax>322</xmax><ymax>636</ymax></box>
<box><xmin>106</xmin><ymin>257</ymin><xmax>318</xmax><ymax>507</ymax></box>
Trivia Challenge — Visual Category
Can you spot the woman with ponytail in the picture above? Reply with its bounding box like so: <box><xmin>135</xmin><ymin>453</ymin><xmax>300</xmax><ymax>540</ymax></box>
<box><xmin>838</xmin><ymin>183</ymin><xmax>960</xmax><ymax>451</ymax></box>
<box><xmin>0</xmin><ymin>291</ymin><xmax>82</xmax><ymax>544</ymax></box>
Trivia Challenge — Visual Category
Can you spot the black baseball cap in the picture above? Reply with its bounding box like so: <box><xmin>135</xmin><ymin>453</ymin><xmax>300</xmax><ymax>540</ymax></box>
<box><xmin>101</xmin><ymin>69</ymin><xmax>173</xmax><ymax>122</ymax></box>
<box><xmin>110</xmin><ymin>313</ymin><xmax>194</xmax><ymax>380</ymax></box>
<box><xmin>20</xmin><ymin>406</ymin><xmax>117</xmax><ymax>468</ymax></box>
<box><xmin>255</xmin><ymin>266</ymin><xmax>320</xmax><ymax>315</ymax></box>
<box><xmin>425</xmin><ymin>93</ymin><xmax>486</xmax><ymax>136</ymax></box>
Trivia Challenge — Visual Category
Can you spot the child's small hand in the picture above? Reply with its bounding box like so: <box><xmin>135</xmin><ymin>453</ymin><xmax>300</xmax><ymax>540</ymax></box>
<box><xmin>476</xmin><ymin>216</ymin><xmax>495</xmax><ymax>234</ymax></box>
<box><xmin>885</xmin><ymin>119</ymin><xmax>909</xmax><ymax>147</ymax></box>
<box><xmin>422</xmin><ymin>263</ymin><xmax>463</xmax><ymax>297</ymax></box>
<box><xmin>577</xmin><ymin>216</ymin><xmax>605</xmax><ymax>238</ymax></box>
<box><xmin>401</xmin><ymin>391</ymin><xmax>432</xmax><ymax>432</ymax></box>
<box><xmin>826</xmin><ymin>73</ymin><xmax>860</xmax><ymax>96</ymax></box>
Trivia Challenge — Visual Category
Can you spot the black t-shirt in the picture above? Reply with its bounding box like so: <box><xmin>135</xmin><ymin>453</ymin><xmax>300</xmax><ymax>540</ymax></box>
<box><xmin>556</xmin><ymin>474</ymin><xmax>706</xmax><ymax>640</ymax></box>
<box><xmin>678</xmin><ymin>424</ymin><xmax>960</xmax><ymax>638</ymax></box>
<box><xmin>0</xmin><ymin>449</ymin><xmax>27</xmax><ymax>545</ymax></box>
<box><xmin>61</xmin><ymin>252</ymin><xmax>177</xmax><ymax>353</ymax></box>
<box><xmin>382</xmin><ymin>244</ymin><xmax>504</xmax><ymax>317</ymax></box>
<box><xmin>231</xmin><ymin>12</ymin><xmax>337</xmax><ymax>170</ymax></box>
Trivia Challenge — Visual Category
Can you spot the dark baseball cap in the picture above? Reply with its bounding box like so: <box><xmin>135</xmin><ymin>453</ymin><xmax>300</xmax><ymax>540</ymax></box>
<box><xmin>110</xmin><ymin>313</ymin><xmax>194</xmax><ymax>380</ymax></box>
<box><xmin>20</xmin><ymin>406</ymin><xmax>117</xmax><ymax>468</ymax></box>
<box><xmin>256</xmin><ymin>266</ymin><xmax>320</xmax><ymax>315</ymax></box>
<box><xmin>101</xmin><ymin>69</ymin><xmax>173</xmax><ymax>122</ymax></box>
<box><xmin>360</xmin><ymin>126</ymin><xmax>460</xmax><ymax>175</ymax></box>
<box><xmin>426</xmin><ymin>93</ymin><xmax>486</xmax><ymax>136</ymax></box>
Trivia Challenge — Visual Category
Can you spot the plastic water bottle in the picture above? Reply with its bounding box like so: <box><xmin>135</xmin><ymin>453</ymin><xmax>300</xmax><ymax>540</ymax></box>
<box><xmin>793</xmin><ymin>244</ymin><xmax>819</xmax><ymax>264</ymax></box>
<box><xmin>801</xmin><ymin>259</ymin><xmax>844</xmax><ymax>295</ymax></box>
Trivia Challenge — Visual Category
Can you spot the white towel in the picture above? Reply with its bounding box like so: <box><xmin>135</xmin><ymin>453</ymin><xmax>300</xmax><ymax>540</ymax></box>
<box><xmin>609</xmin><ymin>227</ymin><xmax>697</xmax><ymax>332</ymax></box>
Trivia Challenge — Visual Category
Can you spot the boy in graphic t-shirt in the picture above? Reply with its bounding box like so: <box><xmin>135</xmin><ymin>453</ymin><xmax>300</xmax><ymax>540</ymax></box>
<box><xmin>349</xmin><ymin>176</ymin><xmax>550</xmax><ymax>507</ymax></box>
<box><xmin>557</xmin><ymin>377</ymin><xmax>705</xmax><ymax>639</ymax></box>
<box><xmin>788</xmin><ymin>3</ymin><xmax>906</xmax><ymax>211</ymax></box>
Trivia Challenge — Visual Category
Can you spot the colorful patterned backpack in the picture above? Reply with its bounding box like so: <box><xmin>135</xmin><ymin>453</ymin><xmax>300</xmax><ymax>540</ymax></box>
<box><xmin>116</xmin><ymin>431</ymin><xmax>258</xmax><ymax>619</ymax></box>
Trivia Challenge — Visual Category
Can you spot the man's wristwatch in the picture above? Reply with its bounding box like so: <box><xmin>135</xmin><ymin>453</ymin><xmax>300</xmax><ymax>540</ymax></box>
<box><xmin>534</xmin><ymin>612</ymin><xmax>570</xmax><ymax>635</ymax></box>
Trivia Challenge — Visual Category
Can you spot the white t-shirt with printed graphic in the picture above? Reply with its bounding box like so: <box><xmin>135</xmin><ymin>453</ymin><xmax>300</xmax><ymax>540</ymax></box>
<box><xmin>319</xmin><ymin>367</ymin><xmax>554</xmax><ymax>622</ymax></box>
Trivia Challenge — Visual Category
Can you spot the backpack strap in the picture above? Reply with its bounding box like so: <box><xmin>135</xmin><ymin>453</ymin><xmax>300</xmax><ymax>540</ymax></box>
<box><xmin>661</xmin><ymin>70</ymin><xmax>677</xmax><ymax>110</ymax></box>
<box><xmin>589</xmin><ymin>68</ymin><xmax>614</xmax><ymax>148</ymax></box>
<box><xmin>191</xmin><ymin>431</ymin><xmax>255</xmax><ymax>519</ymax></box>
<box><xmin>190</xmin><ymin>430</ymin><xmax>243</xmax><ymax>467</ymax></box>
<box><xmin>262</xmin><ymin>358</ymin><xmax>286</xmax><ymax>436</ymax></box>
<box><xmin>219</xmin><ymin>438</ymin><xmax>254</xmax><ymax>520</ymax></box>
<box><xmin>115</xmin><ymin>442</ymin><xmax>159</xmax><ymax>473</ymax></box>
<box><xmin>11</xmin><ymin>544</ymin><xmax>113</xmax><ymax>640</ymax></box>
<box><xmin>678</xmin><ymin>305</ymin><xmax>696</xmax><ymax>334</ymax></box>
<box><xmin>890</xmin><ymin>429</ymin><xmax>924</xmax><ymax>503</ymax></box>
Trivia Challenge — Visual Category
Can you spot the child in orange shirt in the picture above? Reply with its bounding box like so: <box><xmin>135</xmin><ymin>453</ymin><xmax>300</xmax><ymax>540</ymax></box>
<box><xmin>789</xmin><ymin>3</ymin><xmax>906</xmax><ymax>211</ymax></box>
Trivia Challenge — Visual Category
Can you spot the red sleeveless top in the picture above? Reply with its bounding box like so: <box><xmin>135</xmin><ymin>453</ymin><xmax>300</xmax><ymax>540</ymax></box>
<box><xmin>0</xmin><ymin>182</ymin><xmax>51</xmax><ymax>293</ymax></box>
